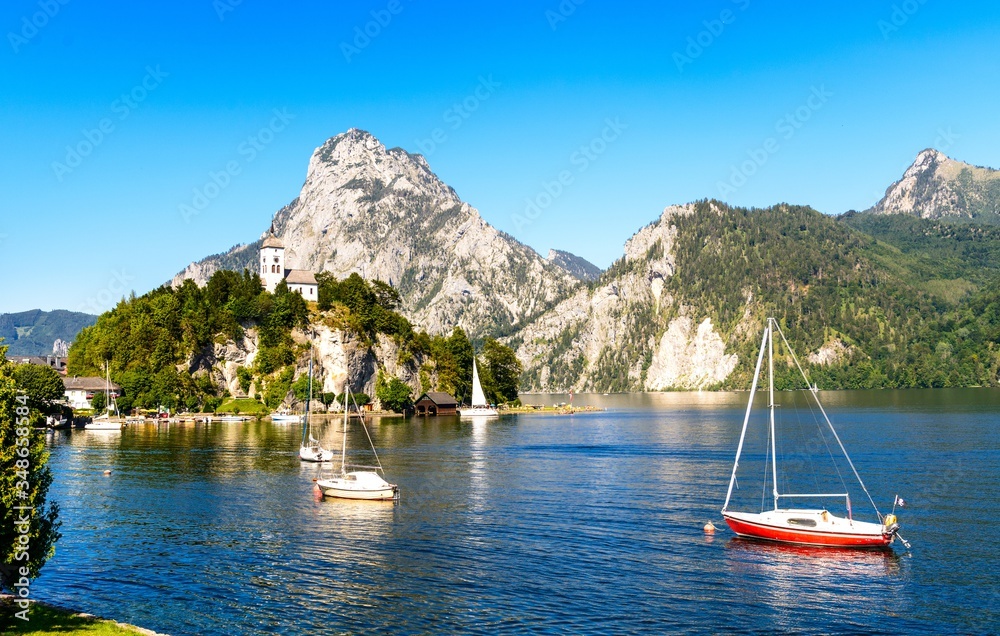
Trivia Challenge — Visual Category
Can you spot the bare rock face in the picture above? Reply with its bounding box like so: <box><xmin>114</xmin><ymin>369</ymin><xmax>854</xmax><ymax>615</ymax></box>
<box><xmin>869</xmin><ymin>149</ymin><xmax>1000</xmax><ymax>223</ymax></box>
<box><xmin>807</xmin><ymin>339</ymin><xmax>852</xmax><ymax>366</ymax></box>
<box><xmin>645</xmin><ymin>317</ymin><xmax>737</xmax><ymax>390</ymax></box>
<box><xmin>173</xmin><ymin>129</ymin><xmax>578</xmax><ymax>337</ymax></box>
<box><xmin>515</xmin><ymin>204</ymin><xmax>738</xmax><ymax>391</ymax></box>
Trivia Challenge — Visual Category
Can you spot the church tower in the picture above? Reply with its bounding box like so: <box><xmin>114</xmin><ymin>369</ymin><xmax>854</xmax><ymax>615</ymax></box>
<box><xmin>260</xmin><ymin>233</ymin><xmax>285</xmax><ymax>293</ymax></box>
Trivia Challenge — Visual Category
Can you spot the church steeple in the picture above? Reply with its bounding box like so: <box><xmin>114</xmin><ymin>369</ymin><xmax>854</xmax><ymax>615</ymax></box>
<box><xmin>260</xmin><ymin>230</ymin><xmax>285</xmax><ymax>293</ymax></box>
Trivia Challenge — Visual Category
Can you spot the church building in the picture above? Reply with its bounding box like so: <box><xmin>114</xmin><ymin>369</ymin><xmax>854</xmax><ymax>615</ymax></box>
<box><xmin>259</xmin><ymin>234</ymin><xmax>319</xmax><ymax>299</ymax></box>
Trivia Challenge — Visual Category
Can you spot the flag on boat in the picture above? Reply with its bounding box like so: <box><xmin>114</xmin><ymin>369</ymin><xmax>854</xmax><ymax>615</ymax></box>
<box><xmin>895</xmin><ymin>495</ymin><xmax>906</xmax><ymax>508</ymax></box>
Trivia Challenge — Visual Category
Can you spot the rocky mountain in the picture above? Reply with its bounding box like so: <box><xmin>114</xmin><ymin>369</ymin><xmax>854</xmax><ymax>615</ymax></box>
<box><xmin>0</xmin><ymin>309</ymin><xmax>96</xmax><ymax>356</ymax></box>
<box><xmin>513</xmin><ymin>204</ymin><xmax>739</xmax><ymax>392</ymax></box>
<box><xmin>173</xmin><ymin>129</ymin><xmax>578</xmax><ymax>336</ymax></box>
<box><xmin>512</xmin><ymin>199</ymin><xmax>996</xmax><ymax>392</ymax></box>
<box><xmin>546</xmin><ymin>249</ymin><xmax>602</xmax><ymax>281</ymax></box>
<box><xmin>868</xmin><ymin>149</ymin><xmax>1000</xmax><ymax>224</ymax></box>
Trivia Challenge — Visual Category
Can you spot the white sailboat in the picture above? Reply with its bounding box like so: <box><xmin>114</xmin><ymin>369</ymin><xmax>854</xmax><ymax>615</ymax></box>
<box><xmin>458</xmin><ymin>358</ymin><xmax>498</xmax><ymax>418</ymax></box>
<box><xmin>316</xmin><ymin>383</ymin><xmax>398</xmax><ymax>500</ymax></box>
<box><xmin>299</xmin><ymin>347</ymin><xmax>334</xmax><ymax>462</ymax></box>
<box><xmin>85</xmin><ymin>362</ymin><xmax>124</xmax><ymax>431</ymax></box>
<box><xmin>271</xmin><ymin>407</ymin><xmax>303</xmax><ymax>424</ymax></box>
<box><xmin>721</xmin><ymin>318</ymin><xmax>906</xmax><ymax>549</ymax></box>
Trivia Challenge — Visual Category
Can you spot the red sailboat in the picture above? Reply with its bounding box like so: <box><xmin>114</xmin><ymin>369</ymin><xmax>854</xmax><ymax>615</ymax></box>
<box><xmin>721</xmin><ymin>318</ymin><xmax>907</xmax><ymax>549</ymax></box>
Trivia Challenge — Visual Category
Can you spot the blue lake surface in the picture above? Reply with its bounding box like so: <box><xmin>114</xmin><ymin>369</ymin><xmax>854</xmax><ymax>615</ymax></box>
<box><xmin>33</xmin><ymin>389</ymin><xmax>1000</xmax><ymax>634</ymax></box>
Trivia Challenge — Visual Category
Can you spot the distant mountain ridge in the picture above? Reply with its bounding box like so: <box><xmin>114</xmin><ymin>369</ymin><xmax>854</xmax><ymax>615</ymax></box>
<box><xmin>0</xmin><ymin>309</ymin><xmax>96</xmax><ymax>356</ymax></box>
<box><xmin>546</xmin><ymin>249</ymin><xmax>602</xmax><ymax>281</ymax></box>
<box><xmin>868</xmin><ymin>149</ymin><xmax>1000</xmax><ymax>224</ymax></box>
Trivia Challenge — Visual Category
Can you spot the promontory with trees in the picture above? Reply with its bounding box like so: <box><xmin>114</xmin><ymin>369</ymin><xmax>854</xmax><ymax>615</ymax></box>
<box><xmin>66</xmin><ymin>269</ymin><xmax>523</xmax><ymax>415</ymax></box>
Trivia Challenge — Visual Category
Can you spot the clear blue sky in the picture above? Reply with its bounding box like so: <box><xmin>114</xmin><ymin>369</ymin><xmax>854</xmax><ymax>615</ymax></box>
<box><xmin>2</xmin><ymin>0</ymin><xmax>999</xmax><ymax>314</ymax></box>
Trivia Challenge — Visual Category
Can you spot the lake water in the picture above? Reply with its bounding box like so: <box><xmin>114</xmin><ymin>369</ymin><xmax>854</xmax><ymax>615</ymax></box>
<box><xmin>31</xmin><ymin>389</ymin><xmax>1000</xmax><ymax>635</ymax></box>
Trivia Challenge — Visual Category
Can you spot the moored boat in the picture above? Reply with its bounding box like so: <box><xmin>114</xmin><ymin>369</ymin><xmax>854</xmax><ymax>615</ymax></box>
<box><xmin>271</xmin><ymin>407</ymin><xmax>303</xmax><ymax>424</ymax></box>
<box><xmin>458</xmin><ymin>358</ymin><xmax>498</xmax><ymax>418</ymax></box>
<box><xmin>315</xmin><ymin>381</ymin><xmax>398</xmax><ymax>500</ymax></box>
<box><xmin>85</xmin><ymin>363</ymin><xmax>124</xmax><ymax>431</ymax></box>
<box><xmin>720</xmin><ymin>317</ymin><xmax>906</xmax><ymax>549</ymax></box>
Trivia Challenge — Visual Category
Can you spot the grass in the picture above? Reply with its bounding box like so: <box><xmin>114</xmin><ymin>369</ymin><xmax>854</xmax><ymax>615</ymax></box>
<box><xmin>1</xmin><ymin>598</ymin><xmax>150</xmax><ymax>635</ymax></box>
<box><xmin>215</xmin><ymin>397</ymin><xmax>269</xmax><ymax>415</ymax></box>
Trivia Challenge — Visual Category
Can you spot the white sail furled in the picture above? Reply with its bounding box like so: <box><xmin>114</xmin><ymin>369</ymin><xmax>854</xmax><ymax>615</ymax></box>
<box><xmin>471</xmin><ymin>359</ymin><xmax>488</xmax><ymax>407</ymax></box>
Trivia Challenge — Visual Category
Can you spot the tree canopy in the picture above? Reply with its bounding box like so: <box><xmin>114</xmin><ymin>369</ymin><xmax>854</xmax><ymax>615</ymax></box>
<box><xmin>0</xmin><ymin>346</ymin><xmax>61</xmax><ymax>593</ymax></box>
<box><xmin>12</xmin><ymin>364</ymin><xmax>65</xmax><ymax>412</ymax></box>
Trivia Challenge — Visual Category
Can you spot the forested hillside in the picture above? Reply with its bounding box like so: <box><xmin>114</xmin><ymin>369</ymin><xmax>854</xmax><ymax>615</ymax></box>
<box><xmin>517</xmin><ymin>200</ymin><xmax>1000</xmax><ymax>392</ymax></box>
<box><xmin>0</xmin><ymin>309</ymin><xmax>96</xmax><ymax>356</ymax></box>
<box><xmin>666</xmin><ymin>201</ymin><xmax>1000</xmax><ymax>388</ymax></box>
<box><xmin>68</xmin><ymin>270</ymin><xmax>522</xmax><ymax>413</ymax></box>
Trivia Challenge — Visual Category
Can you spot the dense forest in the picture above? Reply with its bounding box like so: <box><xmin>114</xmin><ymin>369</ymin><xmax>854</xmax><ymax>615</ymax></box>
<box><xmin>655</xmin><ymin>201</ymin><xmax>1000</xmax><ymax>389</ymax></box>
<box><xmin>67</xmin><ymin>270</ymin><xmax>522</xmax><ymax>413</ymax></box>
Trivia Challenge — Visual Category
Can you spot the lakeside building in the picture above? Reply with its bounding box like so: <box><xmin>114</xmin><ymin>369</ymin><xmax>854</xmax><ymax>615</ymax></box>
<box><xmin>259</xmin><ymin>234</ymin><xmax>319</xmax><ymax>298</ymax></box>
<box><xmin>414</xmin><ymin>392</ymin><xmax>458</xmax><ymax>416</ymax></box>
<box><xmin>63</xmin><ymin>376</ymin><xmax>120</xmax><ymax>410</ymax></box>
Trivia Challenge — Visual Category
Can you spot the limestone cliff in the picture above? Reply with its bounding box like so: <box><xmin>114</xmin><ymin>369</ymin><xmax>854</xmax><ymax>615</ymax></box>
<box><xmin>514</xmin><ymin>204</ymin><xmax>738</xmax><ymax>391</ymax></box>
<box><xmin>173</xmin><ymin>129</ymin><xmax>578</xmax><ymax>337</ymax></box>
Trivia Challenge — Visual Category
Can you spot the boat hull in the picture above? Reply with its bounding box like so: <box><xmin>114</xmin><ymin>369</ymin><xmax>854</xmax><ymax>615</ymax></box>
<box><xmin>317</xmin><ymin>471</ymin><xmax>398</xmax><ymax>500</ymax></box>
<box><xmin>722</xmin><ymin>510</ymin><xmax>893</xmax><ymax>548</ymax></box>
<box><xmin>85</xmin><ymin>418</ymin><xmax>124</xmax><ymax>430</ymax></box>
<box><xmin>299</xmin><ymin>447</ymin><xmax>334</xmax><ymax>462</ymax></box>
<box><xmin>459</xmin><ymin>407</ymin><xmax>498</xmax><ymax>418</ymax></box>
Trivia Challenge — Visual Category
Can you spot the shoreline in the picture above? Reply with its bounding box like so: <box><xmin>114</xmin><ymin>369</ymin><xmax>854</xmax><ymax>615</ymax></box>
<box><xmin>1</xmin><ymin>595</ymin><xmax>167</xmax><ymax>635</ymax></box>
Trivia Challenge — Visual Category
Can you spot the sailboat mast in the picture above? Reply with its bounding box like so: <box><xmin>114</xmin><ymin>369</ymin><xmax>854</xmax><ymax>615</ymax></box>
<box><xmin>723</xmin><ymin>320</ymin><xmax>770</xmax><ymax>512</ymax></box>
<box><xmin>769</xmin><ymin>319</ymin><xmax>779</xmax><ymax>511</ymax></box>
<box><xmin>341</xmin><ymin>380</ymin><xmax>349</xmax><ymax>474</ymax></box>
<box><xmin>302</xmin><ymin>346</ymin><xmax>313</xmax><ymax>447</ymax></box>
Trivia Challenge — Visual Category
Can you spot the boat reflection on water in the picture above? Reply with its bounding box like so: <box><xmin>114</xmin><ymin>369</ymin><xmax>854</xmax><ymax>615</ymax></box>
<box><xmin>723</xmin><ymin>537</ymin><xmax>907</xmax><ymax>630</ymax></box>
<box><xmin>726</xmin><ymin>537</ymin><xmax>902</xmax><ymax>573</ymax></box>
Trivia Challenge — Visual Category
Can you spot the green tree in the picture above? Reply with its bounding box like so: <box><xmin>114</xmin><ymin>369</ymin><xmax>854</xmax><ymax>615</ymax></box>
<box><xmin>320</xmin><ymin>392</ymin><xmax>336</xmax><ymax>411</ymax></box>
<box><xmin>0</xmin><ymin>346</ymin><xmax>61</xmax><ymax>593</ymax></box>
<box><xmin>292</xmin><ymin>372</ymin><xmax>312</xmax><ymax>404</ymax></box>
<box><xmin>12</xmin><ymin>364</ymin><xmax>65</xmax><ymax>412</ymax></box>
<box><xmin>375</xmin><ymin>373</ymin><xmax>412</xmax><ymax>413</ymax></box>
<box><xmin>480</xmin><ymin>338</ymin><xmax>523</xmax><ymax>404</ymax></box>
<box><xmin>90</xmin><ymin>390</ymin><xmax>106</xmax><ymax>413</ymax></box>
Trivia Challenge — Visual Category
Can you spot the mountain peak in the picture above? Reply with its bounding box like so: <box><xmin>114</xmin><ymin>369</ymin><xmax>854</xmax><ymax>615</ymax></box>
<box><xmin>174</xmin><ymin>128</ymin><xmax>577</xmax><ymax>335</ymax></box>
<box><xmin>869</xmin><ymin>149</ymin><xmax>1000</xmax><ymax>223</ymax></box>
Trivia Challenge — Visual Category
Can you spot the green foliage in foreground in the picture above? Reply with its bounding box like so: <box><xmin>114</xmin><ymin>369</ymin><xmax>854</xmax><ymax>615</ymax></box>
<box><xmin>10</xmin><ymin>365</ymin><xmax>64</xmax><ymax>413</ymax></box>
<box><xmin>0</xmin><ymin>347</ymin><xmax>61</xmax><ymax>594</ymax></box>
